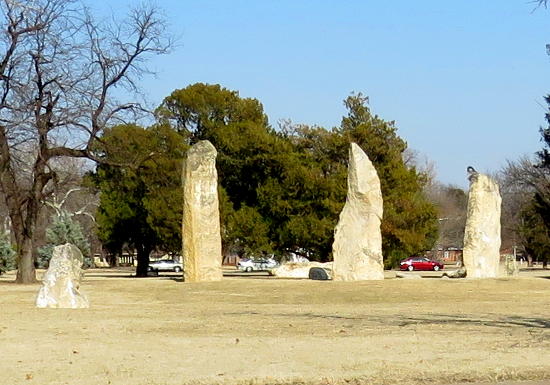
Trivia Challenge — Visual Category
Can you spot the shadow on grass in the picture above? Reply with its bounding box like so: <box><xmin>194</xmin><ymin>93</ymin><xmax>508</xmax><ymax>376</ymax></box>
<box><xmin>397</xmin><ymin>314</ymin><xmax>550</xmax><ymax>329</ymax></box>
<box><xmin>227</xmin><ymin>311</ymin><xmax>550</xmax><ymax>330</ymax></box>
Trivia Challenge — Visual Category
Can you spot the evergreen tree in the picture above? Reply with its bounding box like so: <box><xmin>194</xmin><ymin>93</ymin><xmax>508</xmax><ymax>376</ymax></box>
<box><xmin>37</xmin><ymin>212</ymin><xmax>91</xmax><ymax>268</ymax></box>
<box><xmin>157</xmin><ymin>84</ymin><xmax>437</xmax><ymax>264</ymax></box>
<box><xmin>519</xmin><ymin>199</ymin><xmax>550</xmax><ymax>268</ymax></box>
<box><xmin>338</xmin><ymin>94</ymin><xmax>438</xmax><ymax>266</ymax></box>
<box><xmin>158</xmin><ymin>83</ymin><xmax>281</xmax><ymax>256</ymax></box>
<box><xmin>0</xmin><ymin>232</ymin><xmax>16</xmax><ymax>274</ymax></box>
<box><xmin>515</xmin><ymin>94</ymin><xmax>550</xmax><ymax>267</ymax></box>
<box><xmin>92</xmin><ymin>123</ymin><xmax>187</xmax><ymax>276</ymax></box>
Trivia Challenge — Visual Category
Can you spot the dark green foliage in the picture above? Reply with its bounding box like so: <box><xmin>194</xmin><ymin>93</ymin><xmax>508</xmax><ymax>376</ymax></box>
<box><xmin>225</xmin><ymin>204</ymin><xmax>273</xmax><ymax>257</ymax></box>
<box><xmin>0</xmin><ymin>232</ymin><xmax>16</xmax><ymax>274</ymax></box>
<box><xmin>92</xmin><ymin>124</ymin><xmax>187</xmax><ymax>276</ymax></box>
<box><xmin>338</xmin><ymin>94</ymin><xmax>438</xmax><ymax>267</ymax></box>
<box><xmin>520</xmin><ymin>94</ymin><xmax>550</xmax><ymax>267</ymax></box>
<box><xmin>157</xmin><ymin>84</ymin><xmax>437</xmax><ymax>265</ymax></box>
<box><xmin>519</xmin><ymin>198</ymin><xmax>550</xmax><ymax>267</ymax></box>
<box><xmin>158</xmin><ymin>84</ymin><xmax>286</xmax><ymax>256</ymax></box>
<box><xmin>36</xmin><ymin>212</ymin><xmax>91</xmax><ymax>269</ymax></box>
<box><xmin>259</xmin><ymin>127</ymin><xmax>347</xmax><ymax>261</ymax></box>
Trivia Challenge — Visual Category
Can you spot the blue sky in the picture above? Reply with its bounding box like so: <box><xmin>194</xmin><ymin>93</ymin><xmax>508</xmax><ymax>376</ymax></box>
<box><xmin>94</xmin><ymin>1</ymin><xmax>550</xmax><ymax>187</ymax></box>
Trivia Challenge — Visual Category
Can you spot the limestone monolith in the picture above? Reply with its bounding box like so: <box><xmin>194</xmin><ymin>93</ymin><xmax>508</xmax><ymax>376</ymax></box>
<box><xmin>36</xmin><ymin>243</ymin><xmax>89</xmax><ymax>308</ymax></box>
<box><xmin>332</xmin><ymin>143</ymin><xmax>384</xmax><ymax>281</ymax></box>
<box><xmin>182</xmin><ymin>140</ymin><xmax>222</xmax><ymax>282</ymax></box>
<box><xmin>462</xmin><ymin>171</ymin><xmax>501</xmax><ymax>278</ymax></box>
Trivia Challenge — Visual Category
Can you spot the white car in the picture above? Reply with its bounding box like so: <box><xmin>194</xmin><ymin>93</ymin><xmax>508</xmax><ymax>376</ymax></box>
<box><xmin>237</xmin><ymin>258</ymin><xmax>278</xmax><ymax>272</ymax></box>
<box><xmin>148</xmin><ymin>259</ymin><xmax>183</xmax><ymax>272</ymax></box>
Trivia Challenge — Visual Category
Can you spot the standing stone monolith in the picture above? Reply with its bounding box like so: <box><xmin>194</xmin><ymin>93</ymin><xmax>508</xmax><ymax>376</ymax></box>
<box><xmin>36</xmin><ymin>243</ymin><xmax>89</xmax><ymax>308</ymax></box>
<box><xmin>332</xmin><ymin>143</ymin><xmax>384</xmax><ymax>281</ymax></box>
<box><xmin>182</xmin><ymin>140</ymin><xmax>222</xmax><ymax>282</ymax></box>
<box><xmin>462</xmin><ymin>168</ymin><xmax>501</xmax><ymax>278</ymax></box>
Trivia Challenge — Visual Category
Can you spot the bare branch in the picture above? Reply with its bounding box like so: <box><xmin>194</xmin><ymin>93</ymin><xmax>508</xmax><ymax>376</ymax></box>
<box><xmin>0</xmin><ymin>0</ymin><xmax>173</xmax><ymax>282</ymax></box>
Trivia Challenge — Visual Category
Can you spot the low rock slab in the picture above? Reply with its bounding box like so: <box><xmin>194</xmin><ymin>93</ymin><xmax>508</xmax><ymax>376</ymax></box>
<box><xmin>271</xmin><ymin>262</ymin><xmax>333</xmax><ymax>279</ymax></box>
<box><xmin>395</xmin><ymin>267</ymin><xmax>467</xmax><ymax>279</ymax></box>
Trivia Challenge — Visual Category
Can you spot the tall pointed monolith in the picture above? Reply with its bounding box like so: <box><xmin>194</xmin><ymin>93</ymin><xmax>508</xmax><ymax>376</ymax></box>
<box><xmin>462</xmin><ymin>169</ymin><xmax>501</xmax><ymax>278</ymax></box>
<box><xmin>182</xmin><ymin>140</ymin><xmax>222</xmax><ymax>282</ymax></box>
<box><xmin>332</xmin><ymin>143</ymin><xmax>384</xmax><ymax>281</ymax></box>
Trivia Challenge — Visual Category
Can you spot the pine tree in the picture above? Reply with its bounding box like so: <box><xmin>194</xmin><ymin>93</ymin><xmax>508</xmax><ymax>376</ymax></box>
<box><xmin>0</xmin><ymin>232</ymin><xmax>16</xmax><ymax>274</ymax></box>
<box><xmin>339</xmin><ymin>94</ymin><xmax>439</xmax><ymax>267</ymax></box>
<box><xmin>37</xmin><ymin>212</ymin><xmax>91</xmax><ymax>268</ymax></box>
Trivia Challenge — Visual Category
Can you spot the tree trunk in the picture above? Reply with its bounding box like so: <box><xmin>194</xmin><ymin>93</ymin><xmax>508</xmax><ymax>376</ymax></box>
<box><xmin>135</xmin><ymin>245</ymin><xmax>151</xmax><ymax>277</ymax></box>
<box><xmin>15</xmin><ymin>236</ymin><xmax>37</xmax><ymax>284</ymax></box>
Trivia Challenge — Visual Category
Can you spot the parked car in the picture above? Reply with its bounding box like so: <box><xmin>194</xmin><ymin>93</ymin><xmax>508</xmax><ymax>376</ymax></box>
<box><xmin>237</xmin><ymin>257</ymin><xmax>278</xmax><ymax>272</ymax></box>
<box><xmin>148</xmin><ymin>259</ymin><xmax>183</xmax><ymax>272</ymax></box>
<box><xmin>400</xmin><ymin>257</ymin><xmax>444</xmax><ymax>271</ymax></box>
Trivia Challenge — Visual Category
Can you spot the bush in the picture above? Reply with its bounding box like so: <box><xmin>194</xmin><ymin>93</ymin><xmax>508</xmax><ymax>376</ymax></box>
<box><xmin>0</xmin><ymin>233</ymin><xmax>16</xmax><ymax>274</ymax></box>
<box><xmin>37</xmin><ymin>212</ymin><xmax>91</xmax><ymax>269</ymax></box>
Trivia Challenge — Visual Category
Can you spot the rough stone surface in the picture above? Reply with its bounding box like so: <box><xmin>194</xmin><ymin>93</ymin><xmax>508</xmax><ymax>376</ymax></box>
<box><xmin>36</xmin><ymin>243</ymin><xmax>89</xmax><ymax>308</ymax></box>
<box><xmin>462</xmin><ymin>173</ymin><xmax>502</xmax><ymax>278</ymax></box>
<box><xmin>93</xmin><ymin>256</ymin><xmax>110</xmax><ymax>268</ymax></box>
<box><xmin>271</xmin><ymin>262</ymin><xmax>333</xmax><ymax>279</ymax></box>
<box><xmin>309</xmin><ymin>267</ymin><xmax>330</xmax><ymax>280</ymax></box>
<box><xmin>442</xmin><ymin>267</ymin><xmax>467</xmax><ymax>279</ymax></box>
<box><xmin>395</xmin><ymin>272</ymin><xmax>422</xmax><ymax>279</ymax></box>
<box><xmin>182</xmin><ymin>140</ymin><xmax>223</xmax><ymax>282</ymax></box>
<box><xmin>501</xmin><ymin>255</ymin><xmax>519</xmax><ymax>277</ymax></box>
<box><xmin>332</xmin><ymin>143</ymin><xmax>384</xmax><ymax>281</ymax></box>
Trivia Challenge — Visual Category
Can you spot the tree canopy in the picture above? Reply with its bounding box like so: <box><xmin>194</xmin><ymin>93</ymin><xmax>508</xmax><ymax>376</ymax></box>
<box><xmin>92</xmin><ymin>124</ymin><xmax>186</xmax><ymax>276</ymax></box>
<box><xmin>151</xmin><ymin>83</ymin><xmax>438</xmax><ymax>265</ymax></box>
<box><xmin>0</xmin><ymin>0</ymin><xmax>171</xmax><ymax>283</ymax></box>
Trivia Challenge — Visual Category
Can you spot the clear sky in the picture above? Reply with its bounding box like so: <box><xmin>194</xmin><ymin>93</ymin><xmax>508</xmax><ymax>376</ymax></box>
<box><xmin>93</xmin><ymin>1</ymin><xmax>550</xmax><ymax>188</ymax></box>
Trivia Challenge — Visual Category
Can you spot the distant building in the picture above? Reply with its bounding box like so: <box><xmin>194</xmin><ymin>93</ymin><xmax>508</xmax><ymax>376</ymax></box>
<box><xmin>425</xmin><ymin>248</ymin><xmax>463</xmax><ymax>264</ymax></box>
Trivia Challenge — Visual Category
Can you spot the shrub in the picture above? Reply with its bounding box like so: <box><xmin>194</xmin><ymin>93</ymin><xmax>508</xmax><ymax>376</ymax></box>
<box><xmin>0</xmin><ymin>233</ymin><xmax>16</xmax><ymax>274</ymax></box>
<box><xmin>37</xmin><ymin>212</ymin><xmax>91</xmax><ymax>268</ymax></box>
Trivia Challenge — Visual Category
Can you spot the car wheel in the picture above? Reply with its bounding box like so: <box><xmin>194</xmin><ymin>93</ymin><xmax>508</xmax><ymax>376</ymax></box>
<box><xmin>433</xmin><ymin>265</ymin><xmax>440</xmax><ymax>271</ymax></box>
<box><xmin>245</xmin><ymin>266</ymin><xmax>252</xmax><ymax>272</ymax></box>
<box><xmin>407</xmin><ymin>265</ymin><xmax>414</xmax><ymax>271</ymax></box>
<box><xmin>147</xmin><ymin>266</ymin><xmax>153</xmax><ymax>272</ymax></box>
<box><xmin>174</xmin><ymin>266</ymin><xmax>182</xmax><ymax>273</ymax></box>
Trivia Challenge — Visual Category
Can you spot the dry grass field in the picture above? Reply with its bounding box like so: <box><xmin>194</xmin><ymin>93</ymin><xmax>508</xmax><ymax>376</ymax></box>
<box><xmin>1</xmin><ymin>268</ymin><xmax>550</xmax><ymax>385</ymax></box>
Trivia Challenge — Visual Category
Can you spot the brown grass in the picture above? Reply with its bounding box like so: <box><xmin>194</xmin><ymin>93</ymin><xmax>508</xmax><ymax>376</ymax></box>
<box><xmin>1</xmin><ymin>268</ymin><xmax>550</xmax><ymax>385</ymax></box>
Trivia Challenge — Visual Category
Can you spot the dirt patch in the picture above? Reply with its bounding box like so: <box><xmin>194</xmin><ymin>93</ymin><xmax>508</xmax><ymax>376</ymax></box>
<box><xmin>1</xmin><ymin>269</ymin><xmax>550</xmax><ymax>385</ymax></box>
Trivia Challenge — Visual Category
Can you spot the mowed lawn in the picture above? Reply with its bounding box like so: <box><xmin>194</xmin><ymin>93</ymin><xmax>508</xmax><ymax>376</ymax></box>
<box><xmin>1</xmin><ymin>268</ymin><xmax>550</xmax><ymax>385</ymax></box>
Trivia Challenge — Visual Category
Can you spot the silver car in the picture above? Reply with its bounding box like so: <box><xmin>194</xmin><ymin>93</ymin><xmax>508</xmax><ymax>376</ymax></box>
<box><xmin>237</xmin><ymin>257</ymin><xmax>278</xmax><ymax>272</ymax></box>
<box><xmin>148</xmin><ymin>259</ymin><xmax>183</xmax><ymax>272</ymax></box>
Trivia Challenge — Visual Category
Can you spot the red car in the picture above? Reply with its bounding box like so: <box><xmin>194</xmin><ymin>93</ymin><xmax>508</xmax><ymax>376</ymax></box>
<box><xmin>400</xmin><ymin>257</ymin><xmax>444</xmax><ymax>271</ymax></box>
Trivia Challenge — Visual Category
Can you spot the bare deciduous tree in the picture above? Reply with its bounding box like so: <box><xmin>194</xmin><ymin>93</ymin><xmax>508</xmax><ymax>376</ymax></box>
<box><xmin>0</xmin><ymin>0</ymin><xmax>171</xmax><ymax>283</ymax></box>
<box><xmin>425</xmin><ymin>182</ymin><xmax>468</xmax><ymax>249</ymax></box>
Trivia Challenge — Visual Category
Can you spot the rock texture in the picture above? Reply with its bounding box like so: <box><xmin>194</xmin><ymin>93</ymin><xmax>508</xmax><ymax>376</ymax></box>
<box><xmin>462</xmin><ymin>172</ymin><xmax>501</xmax><ymax>278</ymax></box>
<box><xmin>308</xmin><ymin>267</ymin><xmax>330</xmax><ymax>280</ymax></box>
<box><xmin>501</xmin><ymin>254</ymin><xmax>519</xmax><ymax>277</ymax></box>
<box><xmin>182</xmin><ymin>140</ymin><xmax>223</xmax><ymax>282</ymax></box>
<box><xmin>442</xmin><ymin>267</ymin><xmax>467</xmax><ymax>279</ymax></box>
<box><xmin>395</xmin><ymin>272</ymin><xmax>422</xmax><ymax>279</ymax></box>
<box><xmin>332</xmin><ymin>143</ymin><xmax>384</xmax><ymax>281</ymax></box>
<box><xmin>36</xmin><ymin>243</ymin><xmax>89</xmax><ymax>308</ymax></box>
<box><xmin>271</xmin><ymin>262</ymin><xmax>333</xmax><ymax>279</ymax></box>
